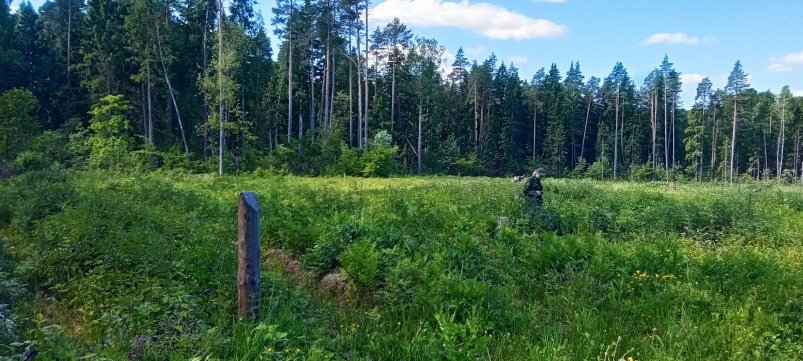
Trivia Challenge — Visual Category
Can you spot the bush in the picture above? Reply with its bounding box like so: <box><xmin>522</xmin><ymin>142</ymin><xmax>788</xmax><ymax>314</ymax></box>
<box><xmin>329</xmin><ymin>146</ymin><xmax>362</xmax><ymax>176</ymax></box>
<box><xmin>85</xmin><ymin>95</ymin><xmax>134</xmax><ymax>170</ymax></box>
<box><xmin>362</xmin><ymin>145</ymin><xmax>397</xmax><ymax>177</ymax></box>
<box><xmin>568</xmin><ymin>158</ymin><xmax>588</xmax><ymax>178</ymax></box>
<box><xmin>451</xmin><ymin>153</ymin><xmax>483</xmax><ymax>176</ymax></box>
<box><xmin>586</xmin><ymin>157</ymin><xmax>609</xmax><ymax>180</ymax></box>
<box><xmin>627</xmin><ymin>162</ymin><xmax>653</xmax><ymax>181</ymax></box>
<box><xmin>13</xmin><ymin>150</ymin><xmax>49</xmax><ymax>173</ymax></box>
<box><xmin>0</xmin><ymin>88</ymin><xmax>39</xmax><ymax>163</ymax></box>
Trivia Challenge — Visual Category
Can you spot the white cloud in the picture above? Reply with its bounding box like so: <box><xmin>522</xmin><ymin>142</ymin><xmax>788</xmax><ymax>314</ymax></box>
<box><xmin>768</xmin><ymin>51</ymin><xmax>803</xmax><ymax>72</ymax></box>
<box><xmin>681</xmin><ymin>73</ymin><xmax>704</xmax><ymax>86</ymax></box>
<box><xmin>794</xmin><ymin>90</ymin><xmax>803</xmax><ymax>97</ymax></box>
<box><xmin>465</xmin><ymin>46</ymin><xmax>487</xmax><ymax>59</ymax></box>
<box><xmin>10</xmin><ymin>3</ymin><xmax>18</xmax><ymax>12</ymax></box>
<box><xmin>371</xmin><ymin>0</ymin><xmax>567</xmax><ymax>40</ymax></box>
<box><xmin>679</xmin><ymin>73</ymin><xmax>705</xmax><ymax>106</ymax></box>
<box><xmin>641</xmin><ymin>32</ymin><xmax>709</xmax><ymax>46</ymax></box>
<box><xmin>441</xmin><ymin>48</ymin><xmax>456</xmax><ymax>75</ymax></box>
<box><xmin>508</xmin><ymin>55</ymin><xmax>529</xmax><ymax>65</ymax></box>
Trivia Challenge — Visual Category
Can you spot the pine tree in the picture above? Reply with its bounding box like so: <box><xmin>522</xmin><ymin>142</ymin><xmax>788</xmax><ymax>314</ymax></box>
<box><xmin>773</xmin><ymin>86</ymin><xmax>792</xmax><ymax>180</ymax></box>
<box><xmin>2</xmin><ymin>0</ymin><xmax>22</xmax><ymax>91</ymax></box>
<box><xmin>563</xmin><ymin>62</ymin><xmax>585</xmax><ymax>168</ymax></box>
<box><xmin>542</xmin><ymin>64</ymin><xmax>565</xmax><ymax>175</ymax></box>
<box><xmin>725</xmin><ymin>60</ymin><xmax>749</xmax><ymax>182</ymax></box>
<box><xmin>80</xmin><ymin>0</ymin><xmax>126</xmax><ymax>100</ymax></box>
<box><xmin>686</xmin><ymin>77</ymin><xmax>712</xmax><ymax>180</ymax></box>
<box><xmin>372</xmin><ymin>18</ymin><xmax>412</xmax><ymax>133</ymax></box>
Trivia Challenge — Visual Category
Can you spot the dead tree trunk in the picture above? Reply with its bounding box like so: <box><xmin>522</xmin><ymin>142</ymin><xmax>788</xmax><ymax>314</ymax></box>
<box><xmin>580</xmin><ymin>93</ymin><xmax>591</xmax><ymax>163</ymax></box>
<box><xmin>730</xmin><ymin>100</ymin><xmax>737</xmax><ymax>182</ymax></box>
<box><xmin>155</xmin><ymin>21</ymin><xmax>190</xmax><ymax>169</ymax></box>
<box><xmin>217</xmin><ymin>0</ymin><xmax>225</xmax><ymax>176</ymax></box>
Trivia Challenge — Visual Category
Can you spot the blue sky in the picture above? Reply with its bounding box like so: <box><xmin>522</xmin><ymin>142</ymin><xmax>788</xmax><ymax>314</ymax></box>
<box><xmin>12</xmin><ymin>0</ymin><xmax>803</xmax><ymax>107</ymax></box>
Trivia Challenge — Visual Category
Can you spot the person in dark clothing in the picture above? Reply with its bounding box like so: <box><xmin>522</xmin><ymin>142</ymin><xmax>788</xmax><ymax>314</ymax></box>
<box><xmin>522</xmin><ymin>168</ymin><xmax>544</xmax><ymax>206</ymax></box>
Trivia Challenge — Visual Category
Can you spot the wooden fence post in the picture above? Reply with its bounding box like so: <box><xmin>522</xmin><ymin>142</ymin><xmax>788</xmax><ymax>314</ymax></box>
<box><xmin>238</xmin><ymin>192</ymin><xmax>260</xmax><ymax>319</ymax></box>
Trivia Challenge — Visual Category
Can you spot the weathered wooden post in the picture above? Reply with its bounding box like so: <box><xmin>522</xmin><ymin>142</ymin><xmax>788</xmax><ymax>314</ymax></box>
<box><xmin>238</xmin><ymin>192</ymin><xmax>260</xmax><ymax>319</ymax></box>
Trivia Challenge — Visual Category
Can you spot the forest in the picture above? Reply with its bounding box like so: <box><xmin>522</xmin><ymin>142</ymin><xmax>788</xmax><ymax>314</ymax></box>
<box><xmin>1</xmin><ymin>0</ymin><xmax>802</xmax><ymax>181</ymax></box>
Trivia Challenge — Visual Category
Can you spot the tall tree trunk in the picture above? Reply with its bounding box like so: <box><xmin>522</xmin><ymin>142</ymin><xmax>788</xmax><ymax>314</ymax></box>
<box><xmin>147</xmin><ymin>63</ymin><xmax>153</xmax><ymax>145</ymax></box>
<box><xmin>417</xmin><ymin>97</ymin><xmax>423</xmax><ymax>174</ymax></box>
<box><xmin>777</xmin><ymin>101</ymin><xmax>786</xmax><ymax>181</ymax></box>
<box><xmin>711</xmin><ymin>105</ymin><xmax>718</xmax><ymax>180</ymax></box>
<box><xmin>580</xmin><ymin>94</ymin><xmax>590</xmax><ymax>162</ymax></box>
<box><xmin>533</xmin><ymin>101</ymin><xmax>539</xmax><ymax>162</ymax></box>
<box><xmin>620</xmin><ymin>98</ymin><xmax>626</xmax><ymax>171</ymax></box>
<box><xmin>355</xmin><ymin>21</ymin><xmax>363</xmax><ymax>149</ymax></box>
<box><xmin>699</xmin><ymin>107</ymin><xmax>705</xmax><ymax>182</ymax></box>
<box><xmin>323</xmin><ymin>30</ymin><xmax>330</xmax><ymax>136</ymax></box>
<box><xmin>202</xmin><ymin>2</ymin><xmax>210</xmax><ymax>160</ymax></box>
<box><xmin>141</xmin><ymin>83</ymin><xmax>146</xmax><ymax>137</ymax></box>
<box><xmin>474</xmin><ymin>82</ymin><xmax>478</xmax><ymax>154</ymax></box>
<box><xmin>166</xmin><ymin>84</ymin><xmax>172</xmax><ymax>141</ymax></box>
<box><xmin>764</xmin><ymin>114</ymin><xmax>770</xmax><ymax>178</ymax></box>
<box><xmin>364</xmin><ymin>0</ymin><xmax>370</xmax><ymax>147</ymax></box>
<box><xmin>391</xmin><ymin>65</ymin><xmax>396</xmax><ymax>131</ymax></box>
<box><xmin>309</xmin><ymin>48</ymin><xmax>315</xmax><ymax>139</ymax></box>
<box><xmin>287</xmin><ymin>0</ymin><xmax>294</xmax><ymax>143</ymax></box>
<box><xmin>156</xmin><ymin>21</ymin><xmax>190</xmax><ymax>168</ymax></box>
<box><xmin>349</xmin><ymin>61</ymin><xmax>353</xmax><ymax>147</ymax></box>
<box><xmin>613</xmin><ymin>87</ymin><xmax>619</xmax><ymax>180</ymax></box>
<box><xmin>479</xmin><ymin>98</ymin><xmax>485</xmax><ymax>152</ymax></box>
<box><xmin>66</xmin><ymin>0</ymin><xmax>72</xmax><ymax>92</ymax></box>
<box><xmin>218</xmin><ymin>0</ymin><xmax>224</xmax><ymax>176</ymax></box>
<box><xmin>327</xmin><ymin>0</ymin><xmax>335</xmax><ymax>136</ymax></box>
<box><xmin>671</xmin><ymin>92</ymin><xmax>676</xmax><ymax>168</ymax></box>
<box><xmin>795</xmin><ymin>128</ymin><xmax>801</xmax><ymax>182</ymax></box>
<box><xmin>330</xmin><ymin>52</ymin><xmax>335</xmax><ymax>135</ymax></box>
<box><xmin>730</xmin><ymin>100</ymin><xmax>737</xmax><ymax>182</ymax></box>
<box><xmin>664</xmin><ymin>83</ymin><xmax>668</xmax><ymax>172</ymax></box>
<box><xmin>651</xmin><ymin>92</ymin><xmax>657</xmax><ymax>173</ymax></box>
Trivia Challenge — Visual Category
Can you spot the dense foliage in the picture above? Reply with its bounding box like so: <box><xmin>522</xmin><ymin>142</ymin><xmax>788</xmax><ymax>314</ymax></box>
<box><xmin>1</xmin><ymin>170</ymin><xmax>802</xmax><ymax>359</ymax></box>
<box><xmin>1</xmin><ymin>1</ymin><xmax>803</xmax><ymax>180</ymax></box>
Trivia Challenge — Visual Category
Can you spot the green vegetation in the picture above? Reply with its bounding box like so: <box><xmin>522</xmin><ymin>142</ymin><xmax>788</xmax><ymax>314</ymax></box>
<box><xmin>1</xmin><ymin>170</ymin><xmax>801</xmax><ymax>360</ymax></box>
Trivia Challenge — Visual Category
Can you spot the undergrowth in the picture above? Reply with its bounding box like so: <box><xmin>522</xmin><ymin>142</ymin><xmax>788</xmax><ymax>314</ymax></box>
<box><xmin>0</xmin><ymin>170</ymin><xmax>801</xmax><ymax>360</ymax></box>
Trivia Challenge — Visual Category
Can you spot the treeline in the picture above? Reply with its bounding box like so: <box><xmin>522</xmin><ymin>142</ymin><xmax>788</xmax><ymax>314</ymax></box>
<box><xmin>1</xmin><ymin>0</ymin><xmax>802</xmax><ymax>181</ymax></box>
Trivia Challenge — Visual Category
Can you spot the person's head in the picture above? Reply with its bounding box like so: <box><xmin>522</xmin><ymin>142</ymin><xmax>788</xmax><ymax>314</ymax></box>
<box><xmin>533</xmin><ymin>168</ymin><xmax>544</xmax><ymax>179</ymax></box>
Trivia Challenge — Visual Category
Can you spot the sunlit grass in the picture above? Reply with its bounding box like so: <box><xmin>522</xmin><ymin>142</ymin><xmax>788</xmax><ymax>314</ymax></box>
<box><xmin>1</xmin><ymin>170</ymin><xmax>801</xmax><ymax>359</ymax></box>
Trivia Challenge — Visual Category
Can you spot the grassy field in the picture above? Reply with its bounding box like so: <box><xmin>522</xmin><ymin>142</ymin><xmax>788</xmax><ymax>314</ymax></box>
<box><xmin>1</xmin><ymin>170</ymin><xmax>802</xmax><ymax>360</ymax></box>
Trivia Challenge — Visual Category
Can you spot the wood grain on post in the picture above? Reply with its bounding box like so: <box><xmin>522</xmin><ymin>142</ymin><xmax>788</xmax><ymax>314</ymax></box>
<box><xmin>238</xmin><ymin>192</ymin><xmax>261</xmax><ymax>319</ymax></box>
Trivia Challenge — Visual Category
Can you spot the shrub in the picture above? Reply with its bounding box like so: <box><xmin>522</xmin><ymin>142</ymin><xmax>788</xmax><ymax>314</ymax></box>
<box><xmin>568</xmin><ymin>158</ymin><xmax>588</xmax><ymax>178</ymax></box>
<box><xmin>627</xmin><ymin>162</ymin><xmax>653</xmax><ymax>181</ymax></box>
<box><xmin>85</xmin><ymin>95</ymin><xmax>134</xmax><ymax>170</ymax></box>
<box><xmin>451</xmin><ymin>153</ymin><xmax>483</xmax><ymax>176</ymax></box>
<box><xmin>0</xmin><ymin>88</ymin><xmax>39</xmax><ymax>163</ymax></box>
<box><xmin>586</xmin><ymin>157</ymin><xmax>609</xmax><ymax>180</ymax></box>
<box><xmin>329</xmin><ymin>146</ymin><xmax>362</xmax><ymax>176</ymax></box>
<box><xmin>13</xmin><ymin>150</ymin><xmax>49</xmax><ymax>173</ymax></box>
<box><xmin>362</xmin><ymin>145</ymin><xmax>397</xmax><ymax>177</ymax></box>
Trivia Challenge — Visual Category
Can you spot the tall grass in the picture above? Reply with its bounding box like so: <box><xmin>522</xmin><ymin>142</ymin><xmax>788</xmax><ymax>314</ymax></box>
<box><xmin>0</xmin><ymin>170</ymin><xmax>801</xmax><ymax>359</ymax></box>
